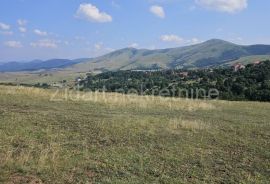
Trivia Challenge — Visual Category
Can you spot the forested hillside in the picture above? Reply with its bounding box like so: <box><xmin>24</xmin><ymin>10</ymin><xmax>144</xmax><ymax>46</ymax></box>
<box><xmin>80</xmin><ymin>60</ymin><xmax>270</xmax><ymax>101</ymax></box>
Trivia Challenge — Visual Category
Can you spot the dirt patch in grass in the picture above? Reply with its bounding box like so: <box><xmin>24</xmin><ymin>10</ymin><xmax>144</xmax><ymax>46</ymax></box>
<box><xmin>168</xmin><ymin>118</ymin><xmax>210</xmax><ymax>133</ymax></box>
<box><xmin>7</xmin><ymin>174</ymin><xmax>43</xmax><ymax>184</ymax></box>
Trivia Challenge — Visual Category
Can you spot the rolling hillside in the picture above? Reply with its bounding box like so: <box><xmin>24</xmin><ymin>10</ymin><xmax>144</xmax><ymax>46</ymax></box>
<box><xmin>0</xmin><ymin>85</ymin><xmax>270</xmax><ymax>183</ymax></box>
<box><xmin>1</xmin><ymin>39</ymin><xmax>270</xmax><ymax>85</ymax></box>
<box><xmin>69</xmin><ymin>39</ymin><xmax>270</xmax><ymax>72</ymax></box>
<box><xmin>1</xmin><ymin>39</ymin><xmax>270</xmax><ymax>73</ymax></box>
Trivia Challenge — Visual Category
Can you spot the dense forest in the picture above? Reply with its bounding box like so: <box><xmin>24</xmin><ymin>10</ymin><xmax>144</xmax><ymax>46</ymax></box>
<box><xmin>79</xmin><ymin>60</ymin><xmax>270</xmax><ymax>102</ymax></box>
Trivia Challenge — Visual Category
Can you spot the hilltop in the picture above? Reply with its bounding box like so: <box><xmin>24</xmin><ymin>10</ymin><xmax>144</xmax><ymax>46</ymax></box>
<box><xmin>1</xmin><ymin>39</ymin><xmax>270</xmax><ymax>73</ymax></box>
<box><xmin>70</xmin><ymin>39</ymin><xmax>270</xmax><ymax>72</ymax></box>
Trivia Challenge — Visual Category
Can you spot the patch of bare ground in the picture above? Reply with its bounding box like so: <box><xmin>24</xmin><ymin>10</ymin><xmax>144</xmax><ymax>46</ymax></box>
<box><xmin>7</xmin><ymin>174</ymin><xmax>42</xmax><ymax>184</ymax></box>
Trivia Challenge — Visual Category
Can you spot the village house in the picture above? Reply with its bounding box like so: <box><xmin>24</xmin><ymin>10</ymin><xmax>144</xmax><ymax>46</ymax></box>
<box><xmin>179</xmin><ymin>72</ymin><xmax>189</xmax><ymax>78</ymax></box>
<box><xmin>75</xmin><ymin>77</ymin><xmax>83</xmax><ymax>83</ymax></box>
<box><xmin>233</xmin><ymin>63</ymin><xmax>246</xmax><ymax>72</ymax></box>
<box><xmin>253</xmin><ymin>61</ymin><xmax>262</xmax><ymax>65</ymax></box>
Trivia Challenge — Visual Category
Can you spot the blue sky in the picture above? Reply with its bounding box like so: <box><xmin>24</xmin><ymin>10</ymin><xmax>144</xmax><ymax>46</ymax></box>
<box><xmin>0</xmin><ymin>0</ymin><xmax>270</xmax><ymax>61</ymax></box>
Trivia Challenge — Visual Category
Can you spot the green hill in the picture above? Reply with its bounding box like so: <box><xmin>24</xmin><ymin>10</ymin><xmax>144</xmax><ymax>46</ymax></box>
<box><xmin>1</xmin><ymin>39</ymin><xmax>270</xmax><ymax>85</ymax></box>
<box><xmin>69</xmin><ymin>39</ymin><xmax>270</xmax><ymax>72</ymax></box>
<box><xmin>1</xmin><ymin>39</ymin><xmax>270</xmax><ymax>73</ymax></box>
<box><xmin>0</xmin><ymin>85</ymin><xmax>270</xmax><ymax>183</ymax></box>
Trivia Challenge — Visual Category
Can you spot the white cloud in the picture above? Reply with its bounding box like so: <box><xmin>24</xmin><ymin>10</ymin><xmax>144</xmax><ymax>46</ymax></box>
<box><xmin>76</xmin><ymin>3</ymin><xmax>112</xmax><ymax>23</ymax></box>
<box><xmin>196</xmin><ymin>0</ymin><xmax>248</xmax><ymax>13</ymax></box>
<box><xmin>19</xmin><ymin>27</ymin><xmax>27</xmax><ymax>33</ymax></box>
<box><xmin>0</xmin><ymin>22</ymin><xmax>10</xmax><ymax>30</ymax></box>
<box><xmin>150</xmin><ymin>5</ymin><xmax>165</xmax><ymax>18</ymax></box>
<box><xmin>160</xmin><ymin>34</ymin><xmax>184</xmax><ymax>44</ymax></box>
<box><xmin>129</xmin><ymin>43</ymin><xmax>139</xmax><ymax>48</ymax></box>
<box><xmin>17</xmin><ymin>19</ymin><xmax>27</xmax><ymax>26</ymax></box>
<box><xmin>34</xmin><ymin>29</ymin><xmax>48</xmax><ymax>36</ymax></box>
<box><xmin>161</xmin><ymin>35</ymin><xmax>203</xmax><ymax>45</ymax></box>
<box><xmin>4</xmin><ymin>41</ymin><xmax>23</xmax><ymax>48</ymax></box>
<box><xmin>30</xmin><ymin>39</ymin><xmax>58</xmax><ymax>48</ymax></box>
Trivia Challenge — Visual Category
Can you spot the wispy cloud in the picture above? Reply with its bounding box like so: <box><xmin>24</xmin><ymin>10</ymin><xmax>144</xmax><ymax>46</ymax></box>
<box><xmin>150</xmin><ymin>5</ymin><xmax>165</xmax><ymax>18</ymax></box>
<box><xmin>19</xmin><ymin>27</ymin><xmax>27</xmax><ymax>33</ymax></box>
<box><xmin>17</xmin><ymin>19</ymin><xmax>27</xmax><ymax>26</ymax></box>
<box><xmin>129</xmin><ymin>43</ymin><xmax>139</xmax><ymax>48</ymax></box>
<box><xmin>30</xmin><ymin>39</ymin><xmax>58</xmax><ymax>48</ymax></box>
<box><xmin>160</xmin><ymin>34</ymin><xmax>184</xmax><ymax>44</ymax></box>
<box><xmin>195</xmin><ymin>0</ymin><xmax>248</xmax><ymax>13</ymax></box>
<box><xmin>161</xmin><ymin>34</ymin><xmax>202</xmax><ymax>45</ymax></box>
<box><xmin>76</xmin><ymin>3</ymin><xmax>112</xmax><ymax>23</ymax></box>
<box><xmin>34</xmin><ymin>29</ymin><xmax>48</xmax><ymax>36</ymax></box>
<box><xmin>4</xmin><ymin>41</ymin><xmax>23</xmax><ymax>48</ymax></box>
<box><xmin>0</xmin><ymin>22</ymin><xmax>10</xmax><ymax>30</ymax></box>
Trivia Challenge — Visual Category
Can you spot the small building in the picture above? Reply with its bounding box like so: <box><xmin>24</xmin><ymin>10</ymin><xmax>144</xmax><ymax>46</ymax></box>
<box><xmin>253</xmin><ymin>61</ymin><xmax>261</xmax><ymax>65</ymax></box>
<box><xmin>75</xmin><ymin>77</ymin><xmax>82</xmax><ymax>82</ymax></box>
<box><xmin>179</xmin><ymin>72</ymin><xmax>189</xmax><ymax>77</ymax></box>
<box><xmin>233</xmin><ymin>63</ymin><xmax>246</xmax><ymax>72</ymax></box>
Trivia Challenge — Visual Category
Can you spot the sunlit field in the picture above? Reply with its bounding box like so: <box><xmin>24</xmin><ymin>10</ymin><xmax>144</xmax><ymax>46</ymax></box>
<box><xmin>0</xmin><ymin>86</ymin><xmax>270</xmax><ymax>183</ymax></box>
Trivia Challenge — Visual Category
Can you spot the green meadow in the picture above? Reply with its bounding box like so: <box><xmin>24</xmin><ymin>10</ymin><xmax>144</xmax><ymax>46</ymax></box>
<box><xmin>0</xmin><ymin>86</ymin><xmax>269</xmax><ymax>183</ymax></box>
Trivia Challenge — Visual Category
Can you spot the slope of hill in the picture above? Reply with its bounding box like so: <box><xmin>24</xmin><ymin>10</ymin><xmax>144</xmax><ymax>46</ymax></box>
<box><xmin>85</xmin><ymin>60</ymin><xmax>270</xmax><ymax>101</ymax></box>
<box><xmin>69</xmin><ymin>39</ymin><xmax>270</xmax><ymax>72</ymax></box>
<box><xmin>1</xmin><ymin>39</ymin><xmax>270</xmax><ymax>73</ymax></box>
<box><xmin>0</xmin><ymin>58</ymin><xmax>90</xmax><ymax>72</ymax></box>
<box><xmin>1</xmin><ymin>39</ymin><xmax>270</xmax><ymax>85</ymax></box>
<box><xmin>0</xmin><ymin>85</ymin><xmax>270</xmax><ymax>183</ymax></box>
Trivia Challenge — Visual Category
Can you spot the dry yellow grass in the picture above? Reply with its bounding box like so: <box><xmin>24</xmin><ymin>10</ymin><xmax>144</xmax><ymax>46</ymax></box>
<box><xmin>0</xmin><ymin>86</ymin><xmax>216</xmax><ymax>112</ymax></box>
<box><xmin>1</xmin><ymin>85</ymin><xmax>270</xmax><ymax>183</ymax></box>
<box><xmin>168</xmin><ymin>118</ymin><xmax>209</xmax><ymax>133</ymax></box>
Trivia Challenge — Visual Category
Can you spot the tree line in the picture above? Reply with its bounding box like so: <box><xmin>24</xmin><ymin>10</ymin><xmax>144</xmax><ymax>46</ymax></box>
<box><xmin>79</xmin><ymin>60</ymin><xmax>270</xmax><ymax>102</ymax></box>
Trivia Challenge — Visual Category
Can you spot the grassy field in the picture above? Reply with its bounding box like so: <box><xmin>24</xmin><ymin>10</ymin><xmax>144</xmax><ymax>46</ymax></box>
<box><xmin>0</xmin><ymin>85</ymin><xmax>270</xmax><ymax>183</ymax></box>
<box><xmin>226</xmin><ymin>55</ymin><xmax>270</xmax><ymax>65</ymax></box>
<box><xmin>0</xmin><ymin>70</ymin><xmax>86</xmax><ymax>85</ymax></box>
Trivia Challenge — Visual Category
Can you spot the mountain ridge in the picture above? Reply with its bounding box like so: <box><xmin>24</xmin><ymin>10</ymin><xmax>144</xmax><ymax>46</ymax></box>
<box><xmin>0</xmin><ymin>58</ymin><xmax>91</xmax><ymax>72</ymax></box>
<box><xmin>69</xmin><ymin>39</ymin><xmax>270</xmax><ymax>72</ymax></box>
<box><xmin>1</xmin><ymin>39</ymin><xmax>270</xmax><ymax>72</ymax></box>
